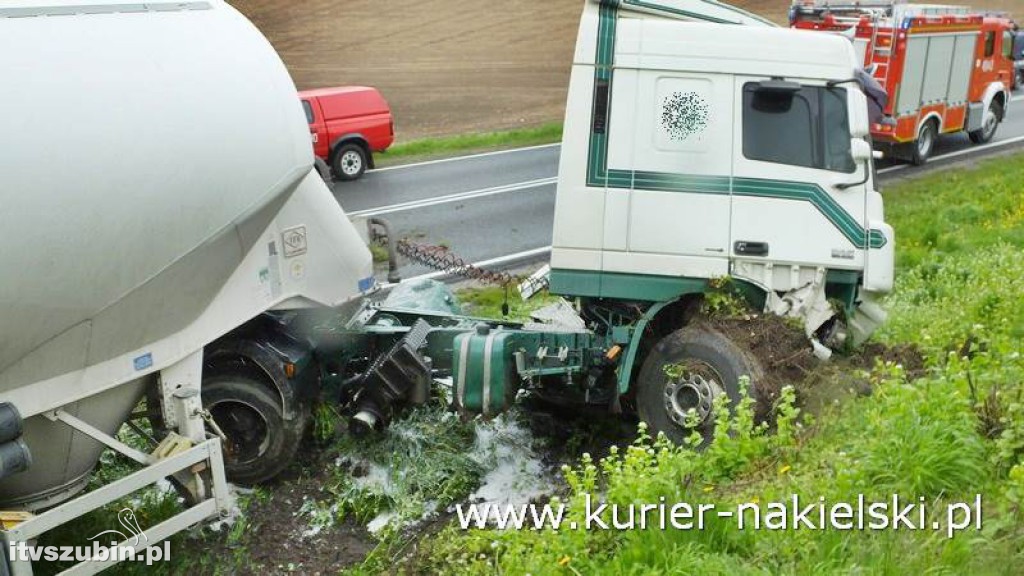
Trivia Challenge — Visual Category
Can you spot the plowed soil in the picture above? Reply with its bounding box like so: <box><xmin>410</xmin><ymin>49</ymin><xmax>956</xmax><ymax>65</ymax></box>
<box><xmin>230</xmin><ymin>0</ymin><xmax>1017</xmax><ymax>140</ymax></box>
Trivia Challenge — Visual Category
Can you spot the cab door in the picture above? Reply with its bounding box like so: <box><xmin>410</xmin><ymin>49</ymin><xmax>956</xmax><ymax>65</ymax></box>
<box><xmin>602</xmin><ymin>67</ymin><xmax>735</xmax><ymax>279</ymax></box>
<box><xmin>729</xmin><ymin>77</ymin><xmax>870</xmax><ymax>291</ymax></box>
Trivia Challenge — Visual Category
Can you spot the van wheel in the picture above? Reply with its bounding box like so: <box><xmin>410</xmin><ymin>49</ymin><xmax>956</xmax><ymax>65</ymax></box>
<box><xmin>636</xmin><ymin>325</ymin><xmax>765</xmax><ymax>448</ymax></box>
<box><xmin>968</xmin><ymin>100</ymin><xmax>1002</xmax><ymax>144</ymax></box>
<box><xmin>202</xmin><ymin>374</ymin><xmax>306</xmax><ymax>485</ymax></box>
<box><xmin>909</xmin><ymin>119</ymin><xmax>938</xmax><ymax>165</ymax></box>
<box><xmin>332</xmin><ymin>143</ymin><xmax>367</xmax><ymax>181</ymax></box>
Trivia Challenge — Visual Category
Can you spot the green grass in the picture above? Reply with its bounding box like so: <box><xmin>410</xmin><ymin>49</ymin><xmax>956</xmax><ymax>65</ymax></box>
<box><xmin>34</xmin><ymin>154</ymin><xmax>1024</xmax><ymax>575</ymax></box>
<box><xmin>404</xmin><ymin>153</ymin><xmax>1024</xmax><ymax>574</ymax></box>
<box><xmin>376</xmin><ymin>122</ymin><xmax>563</xmax><ymax>167</ymax></box>
<box><xmin>369</xmin><ymin>243</ymin><xmax>390</xmax><ymax>263</ymax></box>
<box><xmin>455</xmin><ymin>285</ymin><xmax>564</xmax><ymax>323</ymax></box>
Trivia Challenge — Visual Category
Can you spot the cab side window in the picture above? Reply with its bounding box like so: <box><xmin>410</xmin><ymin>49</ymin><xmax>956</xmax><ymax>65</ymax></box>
<box><xmin>1003</xmin><ymin>31</ymin><xmax>1014</xmax><ymax>59</ymax></box>
<box><xmin>302</xmin><ymin>100</ymin><xmax>314</xmax><ymax>124</ymax></box>
<box><xmin>742</xmin><ymin>84</ymin><xmax>855</xmax><ymax>173</ymax></box>
<box><xmin>984</xmin><ymin>32</ymin><xmax>996</xmax><ymax>58</ymax></box>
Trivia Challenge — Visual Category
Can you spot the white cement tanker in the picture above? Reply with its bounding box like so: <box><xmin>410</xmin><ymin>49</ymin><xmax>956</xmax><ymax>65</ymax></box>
<box><xmin>0</xmin><ymin>0</ymin><xmax>374</xmax><ymax>571</ymax></box>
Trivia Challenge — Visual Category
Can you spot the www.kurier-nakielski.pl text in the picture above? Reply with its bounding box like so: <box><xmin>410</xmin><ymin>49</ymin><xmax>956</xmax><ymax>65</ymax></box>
<box><xmin>457</xmin><ymin>494</ymin><xmax>984</xmax><ymax>539</ymax></box>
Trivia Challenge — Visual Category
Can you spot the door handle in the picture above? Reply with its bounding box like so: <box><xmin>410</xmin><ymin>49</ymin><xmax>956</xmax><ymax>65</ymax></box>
<box><xmin>734</xmin><ymin>241</ymin><xmax>769</xmax><ymax>257</ymax></box>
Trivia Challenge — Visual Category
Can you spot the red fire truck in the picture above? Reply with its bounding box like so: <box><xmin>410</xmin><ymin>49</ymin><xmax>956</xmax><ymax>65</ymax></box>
<box><xmin>792</xmin><ymin>1</ymin><xmax>1016</xmax><ymax>164</ymax></box>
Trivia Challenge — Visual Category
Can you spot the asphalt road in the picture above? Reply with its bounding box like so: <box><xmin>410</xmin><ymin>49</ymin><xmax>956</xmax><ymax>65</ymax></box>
<box><xmin>333</xmin><ymin>92</ymin><xmax>1024</xmax><ymax>280</ymax></box>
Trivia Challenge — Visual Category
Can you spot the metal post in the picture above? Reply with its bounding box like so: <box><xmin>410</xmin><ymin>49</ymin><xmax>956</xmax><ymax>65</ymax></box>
<box><xmin>157</xmin><ymin>351</ymin><xmax>203</xmax><ymax>438</ymax></box>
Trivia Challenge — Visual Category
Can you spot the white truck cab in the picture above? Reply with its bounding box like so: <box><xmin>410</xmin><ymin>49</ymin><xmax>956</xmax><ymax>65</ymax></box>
<box><xmin>551</xmin><ymin>0</ymin><xmax>894</xmax><ymax>343</ymax></box>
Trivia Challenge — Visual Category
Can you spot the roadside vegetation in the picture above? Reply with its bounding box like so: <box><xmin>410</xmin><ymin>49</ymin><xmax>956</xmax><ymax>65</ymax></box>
<box><xmin>33</xmin><ymin>153</ymin><xmax>1024</xmax><ymax>575</ymax></box>
<box><xmin>376</xmin><ymin>123</ymin><xmax>563</xmax><ymax>167</ymax></box>
<box><xmin>401</xmin><ymin>153</ymin><xmax>1024</xmax><ymax>574</ymax></box>
<box><xmin>455</xmin><ymin>285</ymin><xmax>563</xmax><ymax>323</ymax></box>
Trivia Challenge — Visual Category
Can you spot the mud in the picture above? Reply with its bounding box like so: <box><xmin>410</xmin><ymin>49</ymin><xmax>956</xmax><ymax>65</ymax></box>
<box><xmin>705</xmin><ymin>313</ymin><xmax>926</xmax><ymax>418</ymax></box>
<box><xmin>181</xmin><ymin>445</ymin><xmax>375</xmax><ymax>575</ymax></box>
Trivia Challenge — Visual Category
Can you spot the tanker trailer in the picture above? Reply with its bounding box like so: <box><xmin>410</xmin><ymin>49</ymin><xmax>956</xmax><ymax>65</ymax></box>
<box><xmin>0</xmin><ymin>0</ymin><xmax>374</xmax><ymax>572</ymax></box>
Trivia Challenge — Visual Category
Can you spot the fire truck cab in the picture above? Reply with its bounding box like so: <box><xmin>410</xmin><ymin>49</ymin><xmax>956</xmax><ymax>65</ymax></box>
<box><xmin>792</xmin><ymin>1</ymin><xmax>1015</xmax><ymax>164</ymax></box>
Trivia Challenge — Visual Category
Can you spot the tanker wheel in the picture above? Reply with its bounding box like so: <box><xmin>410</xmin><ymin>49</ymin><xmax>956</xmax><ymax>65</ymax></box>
<box><xmin>636</xmin><ymin>325</ymin><xmax>765</xmax><ymax>448</ymax></box>
<box><xmin>909</xmin><ymin>119</ymin><xmax>938</xmax><ymax>166</ymax></box>
<box><xmin>202</xmin><ymin>374</ymin><xmax>306</xmax><ymax>485</ymax></box>
<box><xmin>969</xmin><ymin>100</ymin><xmax>1003</xmax><ymax>144</ymax></box>
<box><xmin>332</xmin><ymin>143</ymin><xmax>367</xmax><ymax>181</ymax></box>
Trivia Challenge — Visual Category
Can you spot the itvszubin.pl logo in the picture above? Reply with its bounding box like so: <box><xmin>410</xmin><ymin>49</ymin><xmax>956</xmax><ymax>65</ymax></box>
<box><xmin>8</xmin><ymin>507</ymin><xmax>170</xmax><ymax>565</ymax></box>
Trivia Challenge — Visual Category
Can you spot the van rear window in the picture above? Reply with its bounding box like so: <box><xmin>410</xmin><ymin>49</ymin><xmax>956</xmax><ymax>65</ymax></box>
<box><xmin>301</xmin><ymin>100</ymin><xmax>314</xmax><ymax>124</ymax></box>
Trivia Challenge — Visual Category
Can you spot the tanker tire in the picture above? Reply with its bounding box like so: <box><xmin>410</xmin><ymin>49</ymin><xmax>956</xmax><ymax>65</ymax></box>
<box><xmin>968</xmin><ymin>100</ymin><xmax>1002</xmax><ymax>144</ymax></box>
<box><xmin>636</xmin><ymin>325</ymin><xmax>764</xmax><ymax>448</ymax></box>
<box><xmin>202</xmin><ymin>374</ymin><xmax>306</xmax><ymax>485</ymax></box>
<box><xmin>332</xmin><ymin>143</ymin><xmax>367</xmax><ymax>181</ymax></box>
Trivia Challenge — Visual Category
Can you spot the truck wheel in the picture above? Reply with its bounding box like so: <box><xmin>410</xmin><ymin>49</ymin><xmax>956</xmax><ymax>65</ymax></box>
<box><xmin>909</xmin><ymin>119</ymin><xmax>938</xmax><ymax>166</ymax></box>
<box><xmin>968</xmin><ymin>100</ymin><xmax>1002</xmax><ymax>144</ymax></box>
<box><xmin>636</xmin><ymin>325</ymin><xmax>765</xmax><ymax>447</ymax></box>
<box><xmin>332</xmin><ymin>143</ymin><xmax>367</xmax><ymax>181</ymax></box>
<box><xmin>202</xmin><ymin>374</ymin><xmax>306</xmax><ymax>485</ymax></box>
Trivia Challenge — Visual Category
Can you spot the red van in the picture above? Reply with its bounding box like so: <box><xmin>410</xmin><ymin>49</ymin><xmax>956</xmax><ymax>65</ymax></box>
<box><xmin>299</xmin><ymin>86</ymin><xmax>394</xmax><ymax>181</ymax></box>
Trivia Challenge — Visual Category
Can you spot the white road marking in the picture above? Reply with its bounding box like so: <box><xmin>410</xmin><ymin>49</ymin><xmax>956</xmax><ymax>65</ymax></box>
<box><xmin>398</xmin><ymin>131</ymin><xmax>1024</xmax><ymax>279</ymax></box>
<box><xmin>406</xmin><ymin>246</ymin><xmax>553</xmax><ymax>282</ymax></box>
<box><xmin>878</xmin><ymin>134</ymin><xmax>1024</xmax><ymax>175</ymax></box>
<box><xmin>348</xmin><ymin>177</ymin><xmax>557</xmax><ymax>217</ymax></box>
<box><xmin>363</xmin><ymin>131</ymin><xmax>1023</xmax><ymax>215</ymax></box>
<box><xmin>373</xmin><ymin>143</ymin><xmax>561</xmax><ymax>173</ymax></box>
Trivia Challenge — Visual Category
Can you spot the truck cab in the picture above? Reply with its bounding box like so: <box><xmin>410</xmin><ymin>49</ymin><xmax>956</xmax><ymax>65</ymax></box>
<box><xmin>551</xmin><ymin>1</ymin><xmax>892</xmax><ymax>345</ymax></box>
<box><xmin>300</xmin><ymin>86</ymin><xmax>395</xmax><ymax>181</ymax></box>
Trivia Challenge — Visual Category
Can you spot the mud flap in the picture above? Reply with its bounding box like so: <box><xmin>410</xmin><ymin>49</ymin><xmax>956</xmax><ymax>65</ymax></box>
<box><xmin>453</xmin><ymin>326</ymin><xmax>519</xmax><ymax>418</ymax></box>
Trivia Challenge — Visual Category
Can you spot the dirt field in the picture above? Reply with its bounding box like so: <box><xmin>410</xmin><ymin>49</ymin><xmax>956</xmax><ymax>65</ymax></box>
<box><xmin>230</xmin><ymin>0</ymin><xmax>1019</xmax><ymax>141</ymax></box>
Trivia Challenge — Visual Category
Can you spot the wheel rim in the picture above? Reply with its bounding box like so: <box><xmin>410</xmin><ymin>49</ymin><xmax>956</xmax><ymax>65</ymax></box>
<box><xmin>208</xmin><ymin>399</ymin><xmax>271</xmax><ymax>467</ymax></box>
<box><xmin>662</xmin><ymin>361</ymin><xmax>725</xmax><ymax>429</ymax></box>
<box><xmin>340</xmin><ymin>150</ymin><xmax>363</xmax><ymax>176</ymax></box>
<box><xmin>982</xmin><ymin>109</ymin><xmax>998</xmax><ymax>140</ymax></box>
<box><xmin>918</xmin><ymin>125</ymin><xmax>934</xmax><ymax>158</ymax></box>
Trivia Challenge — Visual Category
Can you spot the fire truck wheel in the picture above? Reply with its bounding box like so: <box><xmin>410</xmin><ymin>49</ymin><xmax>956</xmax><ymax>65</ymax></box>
<box><xmin>968</xmin><ymin>100</ymin><xmax>1003</xmax><ymax>145</ymax></box>
<box><xmin>332</xmin><ymin>143</ymin><xmax>368</xmax><ymax>181</ymax></box>
<box><xmin>910</xmin><ymin>119</ymin><xmax>938</xmax><ymax>166</ymax></box>
<box><xmin>202</xmin><ymin>373</ymin><xmax>307</xmax><ymax>485</ymax></box>
<box><xmin>636</xmin><ymin>325</ymin><xmax>765</xmax><ymax>448</ymax></box>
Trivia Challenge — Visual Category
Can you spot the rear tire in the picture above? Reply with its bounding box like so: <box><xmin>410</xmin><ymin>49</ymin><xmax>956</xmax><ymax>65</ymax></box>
<box><xmin>909</xmin><ymin>119</ymin><xmax>938</xmax><ymax>166</ymax></box>
<box><xmin>332</xmin><ymin>143</ymin><xmax>368</xmax><ymax>181</ymax></box>
<box><xmin>968</xmin><ymin>100</ymin><xmax>1002</xmax><ymax>144</ymax></box>
<box><xmin>636</xmin><ymin>325</ymin><xmax>765</xmax><ymax>448</ymax></box>
<box><xmin>202</xmin><ymin>374</ymin><xmax>306</xmax><ymax>485</ymax></box>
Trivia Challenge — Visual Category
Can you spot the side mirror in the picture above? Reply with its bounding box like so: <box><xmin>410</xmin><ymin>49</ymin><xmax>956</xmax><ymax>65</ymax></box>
<box><xmin>851</xmin><ymin>139</ymin><xmax>873</xmax><ymax>162</ymax></box>
<box><xmin>836</xmin><ymin>139</ymin><xmax>873</xmax><ymax>190</ymax></box>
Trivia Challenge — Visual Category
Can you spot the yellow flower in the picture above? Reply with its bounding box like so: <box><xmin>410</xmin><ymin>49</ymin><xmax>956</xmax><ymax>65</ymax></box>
<box><xmin>779</xmin><ymin>464</ymin><xmax>792</xmax><ymax>475</ymax></box>
<box><xmin>702</xmin><ymin>485</ymin><xmax>715</xmax><ymax>493</ymax></box>
<box><xmin>558</xmin><ymin>556</ymin><xmax>571</xmax><ymax>566</ymax></box>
